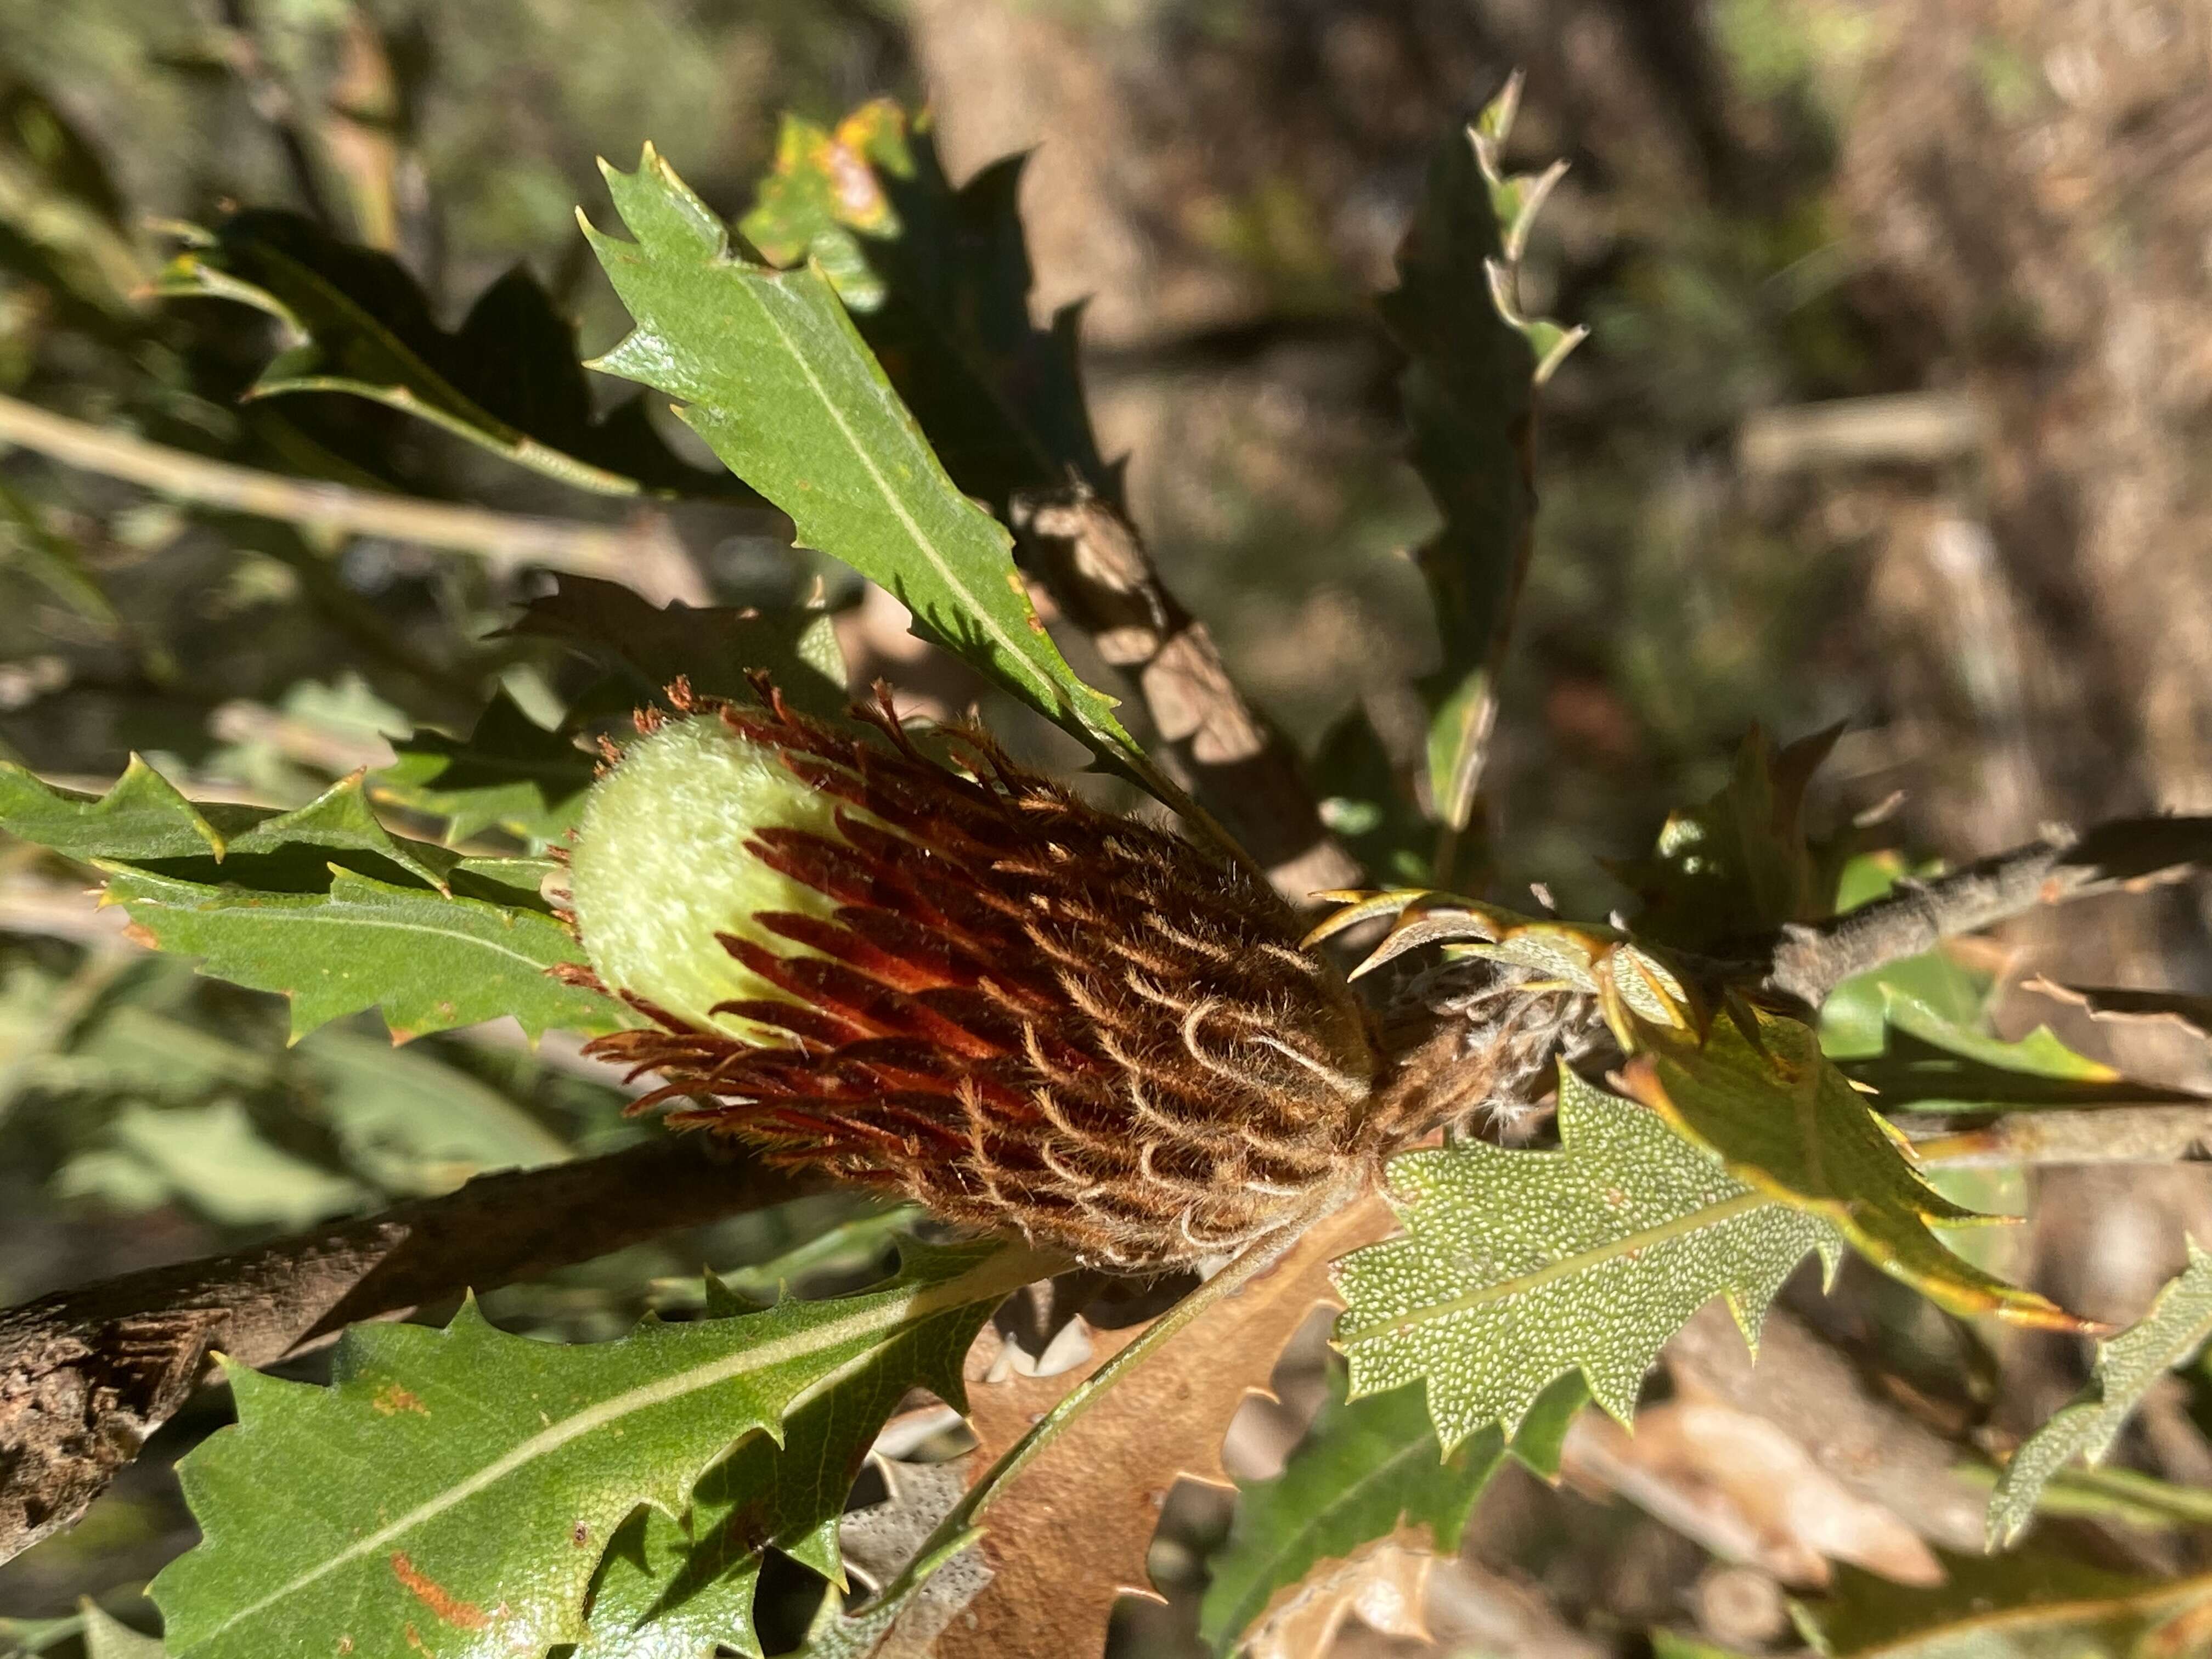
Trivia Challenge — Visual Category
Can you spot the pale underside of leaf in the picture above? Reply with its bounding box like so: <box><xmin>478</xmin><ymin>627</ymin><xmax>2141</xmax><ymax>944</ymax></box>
<box><xmin>1333</xmin><ymin>1068</ymin><xmax>1842</xmax><ymax>1448</ymax></box>
<box><xmin>1988</xmin><ymin>1238</ymin><xmax>2212</xmax><ymax>1547</ymax></box>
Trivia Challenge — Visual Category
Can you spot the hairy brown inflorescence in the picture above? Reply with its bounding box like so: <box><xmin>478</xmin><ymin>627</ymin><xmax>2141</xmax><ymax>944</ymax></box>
<box><xmin>569</xmin><ymin>682</ymin><xmax>1392</xmax><ymax>1271</ymax></box>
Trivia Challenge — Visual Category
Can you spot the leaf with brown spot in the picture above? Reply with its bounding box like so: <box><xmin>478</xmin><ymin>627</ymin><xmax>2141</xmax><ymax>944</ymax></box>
<box><xmin>935</xmin><ymin>1195</ymin><xmax>1393</xmax><ymax>1659</ymax></box>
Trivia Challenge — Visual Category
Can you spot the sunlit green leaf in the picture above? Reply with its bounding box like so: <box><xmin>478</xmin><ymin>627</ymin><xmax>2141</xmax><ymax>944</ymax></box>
<box><xmin>150</xmin><ymin>1242</ymin><xmax>1052</xmax><ymax>1659</ymax></box>
<box><xmin>99</xmin><ymin>864</ymin><xmax>617</xmax><ymax>1043</ymax></box>
<box><xmin>1624</xmin><ymin>1001</ymin><xmax>2084</xmax><ymax>1330</ymax></box>
<box><xmin>1333</xmin><ymin>1067</ymin><xmax>1843</xmax><ymax>1447</ymax></box>
<box><xmin>582</xmin><ymin>146</ymin><xmax>1164</xmax><ymax>797</ymax></box>
<box><xmin>738</xmin><ymin>100</ymin><xmax>1110</xmax><ymax>514</ymax></box>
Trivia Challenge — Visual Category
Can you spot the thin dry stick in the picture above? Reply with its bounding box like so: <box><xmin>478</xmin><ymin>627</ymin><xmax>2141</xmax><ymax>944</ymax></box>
<box><xmin>1011</xmin><ymin>484</ymin><xmax>1358</xmax><ymax>900</ymax></box>
<box><xmin>0</xmin><ymin>391</ymin><xmax>712</xmax><ymax>602</ymax></box>
<box><xmin>1760</xmin><ymin>815</ymin><xmax>2212</xmax><ymax>1008</ymax></box>
<box><xmin>0</xmin><ymin>1139</ymin><xmax>811</xmax><ymax>1565</ymax></box>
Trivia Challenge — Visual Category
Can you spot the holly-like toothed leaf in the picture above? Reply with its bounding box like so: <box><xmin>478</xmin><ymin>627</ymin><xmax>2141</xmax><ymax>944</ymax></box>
<box><xmin>99</xmin><ymin>862</ymin><xmax>616</xmax><ymax>1043</ymax></box>
<box><xmin>581</xmin><ymin>147</ymin><xmax>1170</xmax><ymax>803</ymax></box>
<box><xmin>376</xmin><ymin>689</ymin><xmax>600</xmax><ymax>847</ymax></box>
<box><xmin>572</xmin><ymin>1261</ymin><xmax>956</xmax><ymax>1659</ymax></box>
<box><xmin>1334</xmin><ymin>1067</ymin><xmax>1844</xmax><ymax>1448</ymax></box>
<box><xmin>1</xmin><ymin>763</ymin><xmax>461</xmax><ymax>890</ymax></box>
<box><xmin>1384</xmin><ymin>75</ymin><xmax>1584</xmax><ymax>843</ymax></box>
<box><xmin>1988</xmin><ymin>1241</ymin><xmax>2212</xmax><ymax>1548</ymax></box>
<box><xmin>504</xmin><ymin>575</ymin><xmax>849</xmax><ymax>718</ymax></box>
<box><xmin>0</xmin><ymin>756</ymin><xmax>263</xmax><ymax>861</ymax></box>
<box><xmin>1606</xmin><ymin>723</ymin><xmax>1843</xmax><ymax>953</ymax></box>
<box><xmin>149</xmin><ymin>1241</ymin><xmax>1055</xmax><ymax>1659</ymax></box>
<box><xmin>1794</xmin><ymin>1550</ymin><xmax>2212</xmax><ymax>1657</ymax></box>
<box><xmin>1621</xmin><ymin>1000</ymin><xmax>2089</xmax><ymax>1331</ymax></box>
<box><xmin>737</xmin><ymin>100</ymin><xmax>1111</xmax><ymax>515</ymax></box>
<box><xmin>156</xmin><ymin>210</ymin><xmax>747</xmax><ymax>498</ymax></box>
<box><xmin>0</xmin><ymin>759</ymin><xmax>617</xmax><ymax>1041</ymax></box>
<box><xmin>1197</xmin><ymin>1369</ymin><xmax>1587</xmax><ymax>1656</ymax></box>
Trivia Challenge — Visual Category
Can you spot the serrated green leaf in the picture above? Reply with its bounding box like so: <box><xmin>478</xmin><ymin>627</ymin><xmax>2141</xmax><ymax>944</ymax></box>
<box><xmin>376</xmin><ymin>689</ymin><xmax>598</xmax><ymax>847</ymax></box>
<box><xmin>0</xmin><ymin>757</ymin><xmax>260</xmax><ymax>861</ymax></box>
<box><xmin>1383</xmin><ymin>80</ymin><xmax>1579</xmax><ymax>841</ymax></box>
<box><xmin>98</xmin><ymin>863</ymin><xmax>618</xmax><ymax>1043</ymax></box>
<box><xmin>1624</xmin><ymin>1001</ymin><xmax>2084</xmax><ymax>1331</ymax></box>
<box><xmin>157</xmin><ymin>210</ymin><xmax>741</xmax><ymax>498</ymax></box>
<box><xmin>222</xmin><ymin>773</ymin><xmax>460</xmax><ymax>890</ymax></box>
<box><xmin>1793</xmin><ymin>1550</ymin><xmax>2212</xmax><ymax>1657</ymax></box>
<box><xmin>150</xmin><ymin>1241</ymin><xmax>1052</xmax><ymax>1659</ymax></box>
<box><xmin>503</xmin><ymin>575</ymin><xmax>848</xmax><ymax>718</ymax></box>
<box><xmin>1197</xmin><ymin>1369</ymin><xmax>1585</xmax><ymax>1655</ymax></box>
<box><xmin>582</xmin><ymin>146</ymin><xmax>1161</xmax><ymax>797</ymax></box>
<box><xmin>738</xmin><ymin>101</ymin><xmax>1111</xmax><ymax>515</ymax></box>
<box><xmin>1334</xmin><ymin>1068</ymin><xmax>1843</xmax><ymax>1447</ymax></box>
<box><xmin>574</xmin><ymin>1312</ymin><xmax>957</xmax><ymax>1659</ymax></box>
<box><xmin>1988</xmin><ymin>1241</ymin><xmax>2212</xmax><ymax>1548</ymax></box>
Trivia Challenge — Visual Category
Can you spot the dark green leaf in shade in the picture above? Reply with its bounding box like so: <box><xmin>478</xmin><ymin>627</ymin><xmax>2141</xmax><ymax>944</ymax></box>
<box><xmin>0</xmin><ymin>757</ymin><xmax>261</xmax><ymax>862</ymax></box>
<box><xmin>1793</xmin><ymin>1550</ymin><xmax>2212</xmax><ymax>1657</ymax></box>
<box><xmin>736</xmin><ymin>101</ymin><xmax>1111</xmax><ymax>516</ymax></box>
<box><xmin>1988</xmin><ymin>1240</ymin><xmax>2212</xmax><ymax>1547</ymax></box>
<box><xmin>504</xmin><ymin>575</ymin><xmax>849</xmax><ymax>717</ymax></box>
<box><xmin>573</xmin><ymin>1311</ymin><xmax>960</xmax><ymax>1658</ymax></box>
<box><xmin>1197</xmin><ymin>1369</ymin><xmax>1586</xmax><ymax>1655</ymax></box>
<box><xmin>1606</xmin><ymin>723</ymin><xmax>1841</xmax><ymax>953</ymax></box>
<box><xmin>149</xmin><ymin>1242</ymin><xmax>1054</xmax><ymax>1659</ymax></box>
<box><xmin>98</xmin><ymin>864</ymin><xmax>617</xmax><ymax>1043</ymax></box>
<box><xmin>156</xmin><ymin>210</ymin><xmax>745</xmax><ymax>498</ymax></box>
<box><xmin>1333</xmin><ymin>1067</ymin><xmax>1843</xmax><ymax>1448</ymax></box>
<box><xmin>1382</xmin><ymin>78</ymin><xmax>1583</xmax><ymax>845</ymax></box>
<box><xmin>376</xmin><ymin>688</ymin><xmax>599</xmax><ymax>847</ymax></box>
<box><xmin>1623</xmin><ymin>1002</ymin><xmax>2086</xmax><ymax>1331</ymax></box>
<box><xmin>582</xmin><ymin>146</ymin><xmax>1163</xmax><ymax>793</ymax></box>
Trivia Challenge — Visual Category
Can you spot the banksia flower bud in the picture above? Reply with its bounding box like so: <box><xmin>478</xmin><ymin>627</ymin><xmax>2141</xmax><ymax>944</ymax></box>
<box><xmin>566</xmin><ymin>684</ymin><xmax>1384</xmax><ymax>1271</ymax></box>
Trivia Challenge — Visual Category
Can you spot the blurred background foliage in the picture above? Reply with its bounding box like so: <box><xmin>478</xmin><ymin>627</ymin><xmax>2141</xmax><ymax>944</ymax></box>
<box><xmin>4</xmin><ymin>0</ymin><xmax>2212</xmax><ymax>1654</ymax></box>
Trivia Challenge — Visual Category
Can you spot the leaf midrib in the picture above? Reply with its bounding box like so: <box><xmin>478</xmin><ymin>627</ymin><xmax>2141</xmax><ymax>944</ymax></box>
<box><xmin>727</xmin><ymin>271</ymin><xmax>1060</xmax><ymax>718</ymax></box>
<box><xmin>186</xmin><ymin>1248</ymin><xmax>1043</xmax><ymax>1645</ymax></box>
<box><xmin>1337</xmin><ymin>1189</ymin><xmax>1770</xmax><ymax>1345</ymax></box>
<box><xmin>117</xmin><ymin>874</ymin><xmax>558</xmax><ymax>976</ymax></box>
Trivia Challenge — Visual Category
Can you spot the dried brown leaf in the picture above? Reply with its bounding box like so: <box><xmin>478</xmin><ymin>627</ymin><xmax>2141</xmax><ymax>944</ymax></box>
<box><xmin>1244</xmin><ymin>1531</ymin><xmax>1434</xmax><ymax>1659</ymax></box>
<box><xmin>938</xmin><ymin>1194</ymin><xmax>1395</xmax><ymax>1659</ymax></box>
<box><xmin>1560</xmin><ymin>1394</ymin><xmax>1942</xmax><ymax>1588</ymax></box>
